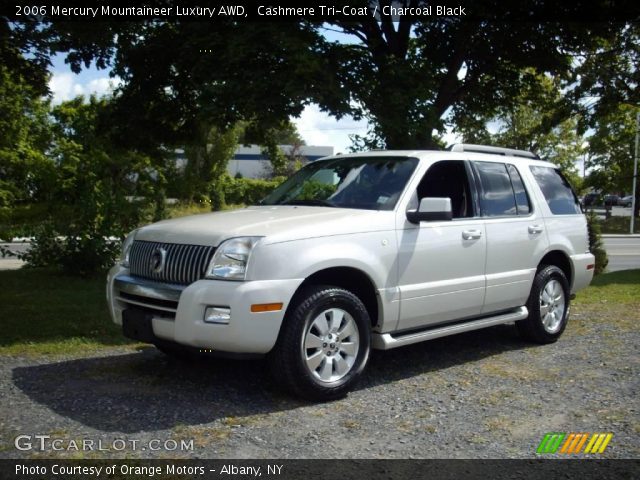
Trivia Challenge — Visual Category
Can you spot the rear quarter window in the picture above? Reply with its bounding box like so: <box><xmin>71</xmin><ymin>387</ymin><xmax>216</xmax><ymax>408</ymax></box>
<box><xmin>530</xmin><ymin>166</ymin><xmax>581</xmax><ymax>215</ymax></box>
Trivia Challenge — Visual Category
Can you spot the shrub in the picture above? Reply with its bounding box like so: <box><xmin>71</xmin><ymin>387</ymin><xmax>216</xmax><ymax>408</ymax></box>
<box><xmin>221</xmin><ymin>176</ymin><xmax>283</xmax><ymax>206</ymax></box>
<box><xmin>586</xmin><ymin>210</ymin><xmax>608</xmax><ymax>275</ymax></box>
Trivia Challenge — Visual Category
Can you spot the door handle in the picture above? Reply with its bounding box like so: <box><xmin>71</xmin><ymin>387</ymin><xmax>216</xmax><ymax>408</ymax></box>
<box><xmin>528</xmin><ymin>225</ymin><xmax>544</xmax><ymax>234</ymax></box>
<box><xmin>462</xmin><ymin>229</ymin><xmax>482</xmax><ymax>240</ymax></box>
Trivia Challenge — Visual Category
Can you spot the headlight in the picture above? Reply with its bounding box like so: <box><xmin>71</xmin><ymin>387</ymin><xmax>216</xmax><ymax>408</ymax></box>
<box><xmin>205</xmin><ymin>237</ymin><xmax>262</xmax><ymax>281</ymax></box>
<box><xmin>119</xmin><ymin>229</ymin><xmax>138</xmax><ymax>267</ymax></box>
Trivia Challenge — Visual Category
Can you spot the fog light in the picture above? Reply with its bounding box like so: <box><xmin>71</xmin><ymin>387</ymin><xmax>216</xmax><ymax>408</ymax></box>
<box><xmin>204</xmin><ymin>306</ymin><xmax>231</xmax><ymax>324</ymax></box>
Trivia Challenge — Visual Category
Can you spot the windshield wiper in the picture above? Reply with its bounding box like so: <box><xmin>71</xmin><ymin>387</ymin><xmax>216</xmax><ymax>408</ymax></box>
<box><xmin>282</xmin><ymin>199</ymin><xmax>337</xmax><ymax>208</ymax></box>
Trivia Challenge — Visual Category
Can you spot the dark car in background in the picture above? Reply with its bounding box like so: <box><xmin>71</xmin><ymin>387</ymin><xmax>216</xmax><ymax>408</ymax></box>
<box><xmin>604</xmin><ymin>194</ymin><xmax>620</xmax><ymax>207</ymax></box>
<box><xmin>582</xmin><ymin>193</ymin><xmax>602</xmax><ymax>208</ymax></box>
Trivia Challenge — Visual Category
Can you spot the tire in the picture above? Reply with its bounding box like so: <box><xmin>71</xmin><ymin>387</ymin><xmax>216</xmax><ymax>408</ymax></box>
<box><xmin>517</xmin><ymin>265</ymin><xmax>570</xmax><ymax>344</ymax></box>
<box><xmin>268</xmin><ymin>285</ymin><xmax>371</xmax><ymax>401</ymax></box>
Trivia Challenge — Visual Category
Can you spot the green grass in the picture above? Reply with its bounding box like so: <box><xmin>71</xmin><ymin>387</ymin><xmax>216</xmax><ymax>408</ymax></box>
<box><xmin>598</xmin><ymin>216</ymin><xmax>640</xmax><ymax>234</ymax></box>
<box><xmin>0</xmin><ymin>268</ymin><xmax>135</xmax><ymax>356</ymax></box>
<box><xmin>0</xmin><ymin>268</ymin><xmax>638</xmax><ymax>357</ymax></box>
<box><xmin>573</xmin><ymin>269</ymin><xmax>640</xmax><ymax>306</ymax></box>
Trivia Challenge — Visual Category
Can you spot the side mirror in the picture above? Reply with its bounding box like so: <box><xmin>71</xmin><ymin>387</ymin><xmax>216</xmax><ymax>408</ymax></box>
<box><xmin>406</xmin><ymin>197</ymin><xmax>453</xmax><ymax>224</ymax></box>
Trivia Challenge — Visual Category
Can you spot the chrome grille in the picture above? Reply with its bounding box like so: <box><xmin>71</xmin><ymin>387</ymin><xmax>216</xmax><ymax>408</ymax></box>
<box><xmin>129</xmin><ymin>241</ymin><xmax>215</xmax><ymax>285</ymax></box>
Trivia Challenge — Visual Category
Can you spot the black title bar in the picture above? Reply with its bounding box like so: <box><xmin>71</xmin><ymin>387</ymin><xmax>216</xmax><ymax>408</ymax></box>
<box><xmin>2</xmin><ymin>459</ymin><xmax>640</xmax><ymax>480</ymax></box>
<box><xmin>3</xmin><ymin>1</ymin><xmax>640</xmax><ymax>22</ymax></box>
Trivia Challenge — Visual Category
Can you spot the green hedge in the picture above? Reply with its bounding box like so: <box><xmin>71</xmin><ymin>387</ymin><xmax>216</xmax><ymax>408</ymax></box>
<box><xmin>221</xmin><ymin>176</ymin><xmax>284</xmax><ymax>206</ymax></box>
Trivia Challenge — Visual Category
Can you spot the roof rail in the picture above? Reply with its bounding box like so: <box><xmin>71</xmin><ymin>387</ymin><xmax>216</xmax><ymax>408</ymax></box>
<box><xmin>448</xmin><ymin>143</ymin><xmax>540</xmax><ymax>160</ymax></box>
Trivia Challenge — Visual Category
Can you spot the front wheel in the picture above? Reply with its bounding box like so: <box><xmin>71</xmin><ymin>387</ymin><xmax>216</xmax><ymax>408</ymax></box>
<box><xmin>269</xmin><ymin>285</ymin><xmax>371</xmax><ymax>401</ymax></box>
<box><xmin>517</xmin><ymin>265</ymin><xmax>570</xmax><ymax>344</ymax></box>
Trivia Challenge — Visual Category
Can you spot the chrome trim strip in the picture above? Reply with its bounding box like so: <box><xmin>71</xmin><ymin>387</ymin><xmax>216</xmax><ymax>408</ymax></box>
<box><xmin>114</xmin><ymin>296</ymin><xmax>178</xmax><ymax>314</ymax></box>
<box><xmin>114</xmin><ymin>274</ymin><xmax>184</xmax><ymax>302</ymax></box>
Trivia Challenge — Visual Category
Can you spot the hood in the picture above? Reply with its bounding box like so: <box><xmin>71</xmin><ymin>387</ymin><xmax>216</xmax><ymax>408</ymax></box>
<box><xmin>135</xmin><ymin>205</ymin><xmax>396</xmax><ymax>246</ymax></box>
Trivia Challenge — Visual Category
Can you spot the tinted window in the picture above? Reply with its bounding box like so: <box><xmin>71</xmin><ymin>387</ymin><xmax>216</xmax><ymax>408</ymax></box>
<box><xmin>507</xmin><ymin>164</ymin><xmax>531</xmax><ymax>215</ymax></box>
<box><xmin>475</xmin><ymin>162</ymin><xmax>517</xmax><ymax>216</ymax></box>
<box><xmin>530</xmin><ymin>166</ymin><xmax>581</xmax><ymax>215</ymax></box>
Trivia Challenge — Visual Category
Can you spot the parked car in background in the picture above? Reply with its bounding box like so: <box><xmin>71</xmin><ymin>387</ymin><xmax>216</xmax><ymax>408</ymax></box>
<box><xmin>604</xmin><ymin>194</ymin><xmax>620</xmax><ymax>207</ymax></box>
<box><xmin>582</xmin><ymin>193</ymin><xmax>602</xmax><ymax>208</ymax></box>
<box><xmin>619</xmin><ymin>195</ymin><xmax>633</xmax><ymax>207</ymax></box>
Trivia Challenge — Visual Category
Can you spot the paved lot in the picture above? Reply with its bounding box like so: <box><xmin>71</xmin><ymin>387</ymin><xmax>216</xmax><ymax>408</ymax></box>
<box><xmin>603</xmin><ymin>236</ymin><xmax>640</xmax><ymax>272</ymax></box>
<box><xmin>0</xmin><ymin>243</ymin><xmax>28</xmax><ymax>271</ymax></box>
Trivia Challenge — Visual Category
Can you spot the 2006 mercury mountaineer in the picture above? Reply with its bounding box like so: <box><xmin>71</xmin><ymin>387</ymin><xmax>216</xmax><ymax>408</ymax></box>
<box><xmin>107</xmin><ymin>144</ymin><xmax>595</xmax><ymax>400</ymax></box>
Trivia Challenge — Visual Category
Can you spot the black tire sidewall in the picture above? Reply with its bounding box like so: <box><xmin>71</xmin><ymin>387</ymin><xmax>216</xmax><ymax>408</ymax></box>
<box><xmin>525</xmin><ymin>265</ymin><xmax>571</xmax><ymax>342</ymax></box>
<box><xmin>275</xmin><ymin>286</ymin><xmax>371</xmax><ymax>400</ymax></box>
<box><xmin>299</xmin><ymin>289</ymin><xmax>370</xmax><ymax>389</ymax></box>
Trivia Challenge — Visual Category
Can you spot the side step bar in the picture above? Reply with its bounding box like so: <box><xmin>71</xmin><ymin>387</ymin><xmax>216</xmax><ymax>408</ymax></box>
<box><xmin>371</xmin><ymin>306</ymin><xmax>528</xmax><ymax>350</ymax></box>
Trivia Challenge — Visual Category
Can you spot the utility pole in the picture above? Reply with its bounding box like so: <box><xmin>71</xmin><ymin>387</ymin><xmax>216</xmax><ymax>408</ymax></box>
<box><xmin>632</xmin><ymin>110</ymin><xmax>639</xmax><ymax>234</ymax></box>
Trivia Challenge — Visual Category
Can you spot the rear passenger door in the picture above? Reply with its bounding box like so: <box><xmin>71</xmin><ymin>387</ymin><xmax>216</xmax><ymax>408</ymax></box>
<box><xmin>472</xmin><ymin>161</ymin><xmax>548</xmax><ymax>314</ymax></box>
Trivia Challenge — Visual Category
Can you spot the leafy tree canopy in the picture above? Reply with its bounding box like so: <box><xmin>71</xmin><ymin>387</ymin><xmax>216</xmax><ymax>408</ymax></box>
<box><xmin>457</xmin><ymin>73</ymin><xmax>585</xmax><ymax>187</ymax></box>
<box><xmin>0</xmin><ymin>64</ymin><xmax>54</xmax><ymax>208</ymax></box>
<box><xmin>23</xmin><ymin>1</ymin><xmax>631</xmax><ymax>151</ymax></box>
<box><xmin>586</xmin><ymin>104</ymin><xmax>639</xmax><ymax>198</ymax></box>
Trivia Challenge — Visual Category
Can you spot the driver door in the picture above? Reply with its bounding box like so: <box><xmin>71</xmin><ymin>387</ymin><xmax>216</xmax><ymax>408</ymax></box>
<box><xmin>395</xmin><ymin>160</ymin><xmax>486</xmax><ymax>331</ymax></box>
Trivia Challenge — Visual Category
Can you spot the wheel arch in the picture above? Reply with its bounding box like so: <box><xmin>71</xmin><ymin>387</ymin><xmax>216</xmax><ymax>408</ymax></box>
<box><xmin>287</xmin><ymin>266</ymin><xmax>381</xmax><ymax>329</ymax></box>
<box><xmin>538</xmin><ymin>250</ymin><xmax>573</xmax><ymax>289</ymax></box>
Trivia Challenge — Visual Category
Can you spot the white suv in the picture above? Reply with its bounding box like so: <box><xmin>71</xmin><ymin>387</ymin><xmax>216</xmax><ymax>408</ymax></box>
<box><xmin>107</xmin><ymin>144</ymin><xmax>595</xmax><ymax>400</ymax></box>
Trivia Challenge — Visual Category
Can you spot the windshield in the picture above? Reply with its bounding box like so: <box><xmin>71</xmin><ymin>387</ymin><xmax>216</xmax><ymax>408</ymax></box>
<box><xmin>260</xmin><ymin>156</ymin><xmax>419</xmax><ymax>210</ymax></box>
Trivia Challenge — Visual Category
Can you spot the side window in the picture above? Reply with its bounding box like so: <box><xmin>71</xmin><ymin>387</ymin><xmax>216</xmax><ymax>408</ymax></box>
<box><xmin>530</xmin><ymin>166</ymin><xmax>581</xmax><ymax>215</ymax></box>
<box><xmin>507</xmin><ymin>164</ymin><xmax>531</xmax><ymax>215</ymax></box>
<box><xmin>474</xmin><ymin>162</ymin><xmax>517</xmax><ymax>216</ymax></box>
<box><xmin>414</xmin><ymin>160</ymin><xmax>474</xmax><ymax>218</ymax></box>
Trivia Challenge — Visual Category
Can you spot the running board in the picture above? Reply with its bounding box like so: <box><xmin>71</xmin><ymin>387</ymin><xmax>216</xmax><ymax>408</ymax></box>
<box><xmin>371</xmin><ymin>306</ymin><xmax>528</xmax><ymax>350</ymax></box>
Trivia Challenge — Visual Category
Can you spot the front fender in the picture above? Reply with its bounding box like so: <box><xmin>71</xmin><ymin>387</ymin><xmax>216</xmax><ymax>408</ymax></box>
<box><xmin>249</xmin><ymin>233</ymin><xmax>396</xmax><ymax>290</ymax></box>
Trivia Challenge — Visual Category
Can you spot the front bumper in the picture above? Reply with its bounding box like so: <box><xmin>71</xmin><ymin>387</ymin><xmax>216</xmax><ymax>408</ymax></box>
<box><xmin>107</xmin><ymin>265</ymin><xmax>304</xmax><ymax>354</ymax></box>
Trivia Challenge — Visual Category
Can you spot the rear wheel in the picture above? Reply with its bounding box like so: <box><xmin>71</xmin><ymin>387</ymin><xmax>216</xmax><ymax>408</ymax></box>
<box><xmin>517</xmin><ymin>265</ymin><xmax>570</xmax><ymax>344</ymax></box>
<box><xmin>269</xmin><ymin>285</ymin><xmax>371</xmax><ymax>401</ymax></box>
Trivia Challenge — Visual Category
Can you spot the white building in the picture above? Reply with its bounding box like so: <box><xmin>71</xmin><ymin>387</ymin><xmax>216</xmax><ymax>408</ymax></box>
<box><xmin>228</xmin><ymin>145</ymin><xmax>333</xmax><ymax>178</ymax></box>
<box><xmin>175</xmin><ymin>145</ymin><xmax>334</xmax><ymax>179</ymax></box>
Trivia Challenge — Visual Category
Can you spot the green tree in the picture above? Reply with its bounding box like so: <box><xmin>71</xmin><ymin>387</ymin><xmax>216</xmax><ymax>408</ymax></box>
<box><xmin>1</xmin><ymin>20</ymin><xmax>53</xmax><ymax>96</ymax></box>
<box><xmin>41</xmin><ymin>2</ymin><xmax>626</xmax><ymax>150</ymax></box>
<box><xmin>0</xmin><ymin>64</ymin><xmax>54</xmax><ymax>211</ymax></box>
<box><xmin>585</xmin><ymin>104</ymin><xmax>640</xmax><ymax>217</ymax></box>
<box><xmin>569</xmin><ymin>24</ymin><xmax>639</xmax><ymax>133</ymax></box>
<box><xmin>22</xmin><ymin>96</ymin><xmax>167</xmax><ymax>275</ymax></box>
<box><xmin>183</xmin><ymin>122</ymin><xmax>242</xmax><ymax>209</ymax></box>
<box><xmin>239</xmin><ymin>120</ymin><xmax>307</xmax><ymax>178</ymax></box>
<box><xmin>457</xmin><ymin>74</ymin><xmax>585</xmax><ymax>188</ymax></box>
<box><xmin>259</xmin><ymin>121</ymin><xmax>307</xmax><ymax>177</ymax></box>
<box><xmin>322</xmin><ymin>4</ymin><xmax>622</xmax><ymax>148</ymax></box>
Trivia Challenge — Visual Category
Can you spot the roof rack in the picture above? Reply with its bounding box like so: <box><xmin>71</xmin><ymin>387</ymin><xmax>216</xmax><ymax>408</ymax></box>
<box><xmin>448</xmin><ymin>143</ymin><xmax>540</xmax><ymax>160</ymax></box>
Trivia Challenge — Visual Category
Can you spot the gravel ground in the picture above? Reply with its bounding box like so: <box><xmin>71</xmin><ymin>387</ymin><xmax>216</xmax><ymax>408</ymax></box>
<box><xmin>1</xmin><ymin>301</ymin><xmax>638</xmax><ymax>460</ymax></box>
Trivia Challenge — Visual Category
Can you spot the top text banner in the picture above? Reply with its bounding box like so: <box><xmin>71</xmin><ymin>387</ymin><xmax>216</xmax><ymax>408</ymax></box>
<box><xmin>5</xmin><ymin>1</ymin><xmax>640</xmax><ymax>22</ymax></box>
